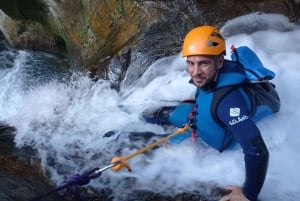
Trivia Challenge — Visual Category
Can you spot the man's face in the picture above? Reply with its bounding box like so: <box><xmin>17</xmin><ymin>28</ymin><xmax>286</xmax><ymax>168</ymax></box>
<box><xmin>186</xmin><ymin>55</ymin><xmax>223</xmax><ymax>87</ymax></box>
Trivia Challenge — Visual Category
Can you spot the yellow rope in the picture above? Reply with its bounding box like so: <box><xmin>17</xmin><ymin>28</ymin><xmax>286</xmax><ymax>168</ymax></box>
<box><xmin>110</xmin><ymin>124</ymin><xmax>190</xmax><ymax>171</ymax></box>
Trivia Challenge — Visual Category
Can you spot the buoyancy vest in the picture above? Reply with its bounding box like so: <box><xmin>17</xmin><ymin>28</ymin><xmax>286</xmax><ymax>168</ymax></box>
<box><xmin>193</xmin><ymin>60</ymin><xmax>251</xmax><ymax>151</ymax></box>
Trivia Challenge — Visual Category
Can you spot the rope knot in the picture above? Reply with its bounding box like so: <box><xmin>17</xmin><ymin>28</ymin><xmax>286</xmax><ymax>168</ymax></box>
<box><xmin>111</xmin><ymin>156</ymin><xmax>131</xmax><ymax>172</ymax></box>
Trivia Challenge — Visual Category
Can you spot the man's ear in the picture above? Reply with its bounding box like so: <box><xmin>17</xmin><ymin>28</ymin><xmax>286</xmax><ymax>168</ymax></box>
<box><xmin>217</xmin><ymin>56</ymin><xmax>224</xmax><ymax>69</ymax></box>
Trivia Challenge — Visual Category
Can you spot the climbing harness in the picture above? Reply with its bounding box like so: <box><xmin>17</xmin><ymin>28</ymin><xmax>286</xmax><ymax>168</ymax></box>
<box><xmin>188</xmin><ymin>104</ymin><xmax>198</xmax><ymax>141</ymax></box>
<box><xmin>29</xmin><ymin>124</ymin><xmax>190</xmax><ymax>201</ymax></box>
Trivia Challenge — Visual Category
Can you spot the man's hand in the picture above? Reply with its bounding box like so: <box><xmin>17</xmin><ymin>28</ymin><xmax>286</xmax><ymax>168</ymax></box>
<box><xmin>219</xmin><ymin>186</ymin><xmax>250</xmax><ymax>201</ymax></box>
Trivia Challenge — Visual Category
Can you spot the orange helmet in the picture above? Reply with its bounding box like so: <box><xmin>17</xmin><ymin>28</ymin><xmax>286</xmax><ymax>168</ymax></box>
<box><xmin>182</xmin><ymin>26</ymin><xmax>226</xmax><ymax>57</ymax></box>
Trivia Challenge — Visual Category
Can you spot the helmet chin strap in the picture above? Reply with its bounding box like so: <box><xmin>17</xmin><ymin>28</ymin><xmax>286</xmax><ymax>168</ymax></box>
<box><xmin>213</xmin><ymin>69</ymin><xmax>220</xmax><ymax>82</ymax></box>
<box><xmin>213</xmin><ymin>55</ymin><xmax>223</xmax><ymax>82</ymax></box>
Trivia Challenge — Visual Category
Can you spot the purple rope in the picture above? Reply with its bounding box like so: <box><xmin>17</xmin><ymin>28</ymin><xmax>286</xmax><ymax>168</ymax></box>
<box><xmin>29</xmin><ymin>167</ymin><xmax>102</xmax><ymax>201</ymax></box>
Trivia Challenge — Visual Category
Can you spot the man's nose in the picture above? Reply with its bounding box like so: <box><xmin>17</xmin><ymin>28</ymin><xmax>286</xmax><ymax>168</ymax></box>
<box><xmin>191</xmin><ymin>65</ymin><xmax>203</xmax><ymax>75</ymax></box>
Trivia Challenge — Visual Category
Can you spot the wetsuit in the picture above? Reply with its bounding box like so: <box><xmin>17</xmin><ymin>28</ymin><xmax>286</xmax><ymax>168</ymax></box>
<box><xmin>146</xmin><ymin>60</ymin><xmax>270</xmax><ymax>201</ymax></box>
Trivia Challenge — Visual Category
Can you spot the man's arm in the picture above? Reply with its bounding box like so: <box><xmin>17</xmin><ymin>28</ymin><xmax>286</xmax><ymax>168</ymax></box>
<box><xmin>217</xmin><ymin>89</ymin><xmax>269</xmax><ymax>201</ymax></box>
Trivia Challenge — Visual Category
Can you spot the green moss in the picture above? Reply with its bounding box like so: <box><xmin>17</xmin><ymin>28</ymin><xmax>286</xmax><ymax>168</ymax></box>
<box><xmin>118</xmin><ymin>0</ymin><xmax>126</xmax><ymax>17</ymax></box>
<box><xmin>0</xmin><ymin>0</ymin><xmax>48</xmax><ymax>23</ymax></box>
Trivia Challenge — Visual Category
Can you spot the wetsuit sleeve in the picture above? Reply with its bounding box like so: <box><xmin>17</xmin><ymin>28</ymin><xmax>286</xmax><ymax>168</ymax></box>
<box><xmin>216</xmin><ymin>89</ymin><xmax>269</xmax><ymax>201</ymax></box>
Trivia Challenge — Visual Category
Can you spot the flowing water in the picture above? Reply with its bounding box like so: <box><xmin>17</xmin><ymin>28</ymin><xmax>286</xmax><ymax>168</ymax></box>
<box><xmin>1</xmin><ymin>14</ymin><xmax>300</xmax><ymax>201</ymax></box>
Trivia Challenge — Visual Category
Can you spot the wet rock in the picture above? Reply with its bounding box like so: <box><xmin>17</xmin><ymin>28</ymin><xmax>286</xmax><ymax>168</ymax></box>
<box><xmin>0</xmin><ymin>123</ymin><xmax>65</xmax><ymax>201</ymax></box>
<box><xmin>109</xmin><ymin>185</ymin><xmax>231</xmax><ymax>201</ymax></box>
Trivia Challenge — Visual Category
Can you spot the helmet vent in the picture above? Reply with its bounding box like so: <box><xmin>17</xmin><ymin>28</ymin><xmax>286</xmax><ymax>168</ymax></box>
<box><xmin>212</xmin><ymin>32</ymin><xmax>224</xmax><ymax>40</ymax></box>
<box><xmin>207</xmin><ymin>40</ymin><xmax>219</xmax><ymax>47</ymax></box>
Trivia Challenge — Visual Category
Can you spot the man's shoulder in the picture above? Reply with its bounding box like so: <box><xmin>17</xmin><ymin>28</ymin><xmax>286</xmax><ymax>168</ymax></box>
<box><xmin>215</xmin><ymin>87</ymin><xmax>249</xmax><ymax>108</ymax></box>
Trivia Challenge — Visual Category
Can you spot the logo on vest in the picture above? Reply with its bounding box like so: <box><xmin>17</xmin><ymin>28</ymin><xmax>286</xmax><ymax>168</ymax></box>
<box><xmin>230</xmin><ymin>107</ymin><xmax>240</xmax><ymax>117</ymax></box>
<box><xmin>229</xmin><ymin>107</ymin><xmax>248</xmax><ymax>125</ymax></box>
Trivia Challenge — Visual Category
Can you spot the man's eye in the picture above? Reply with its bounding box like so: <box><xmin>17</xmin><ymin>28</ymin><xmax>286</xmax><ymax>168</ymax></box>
<box><xmin>186</xmin><ymin>61</ymin><xmax>193</xmax><ymax>65</ymax></box>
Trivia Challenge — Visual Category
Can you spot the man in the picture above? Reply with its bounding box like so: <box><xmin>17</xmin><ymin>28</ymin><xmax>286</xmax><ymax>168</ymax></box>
<box><xmin>178</xmin><ymin>26</ymin><xmax>269</xmax><ymax>201</ymax></box>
